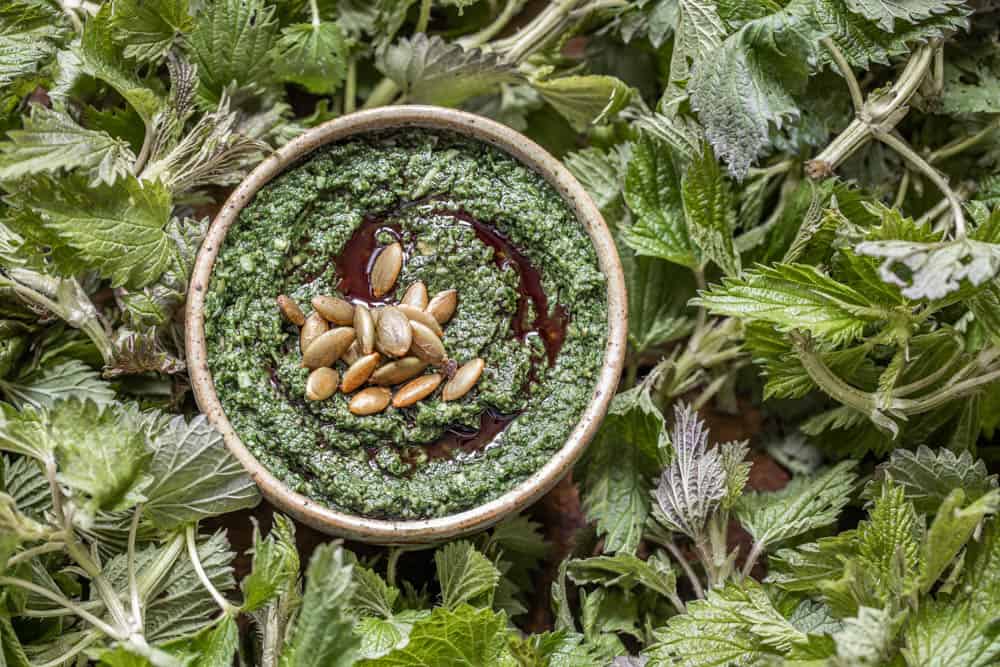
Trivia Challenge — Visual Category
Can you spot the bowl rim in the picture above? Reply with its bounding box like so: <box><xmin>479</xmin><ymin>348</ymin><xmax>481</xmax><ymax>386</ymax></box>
<box><xmin>185</xmin><ymin>105</ymin><xmax>627</xmax><ymax>544</ymax></box>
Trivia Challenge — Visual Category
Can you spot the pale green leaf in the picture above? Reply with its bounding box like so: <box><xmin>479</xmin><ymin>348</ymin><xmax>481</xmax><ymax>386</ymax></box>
<box><xmin>567</xmin><ymin>551</ymin><xmax>676</xmax><ymax>599</ymax></box>
<box><xmin>0</xmin><ymin>360</ymin><xmax>114</xmax><ymax>410</ymax></box>
<box><xmin>360</xmin><ymin>605</ymin><xmax>510</xmax><ymax>666</ymax></box>
<box><xmin>2</xmin><ymin>455</ymin><xmax>50</xmax><ymax>519</ymax></box>
<box><xmin>667</xmin><ymin>0</ymin><xmax>725</xmax><ymax>96</ymax></box>
<box><xmin>766</xmin><ymin>531</ymin><xmax>858</xmax><ymax>592</ymax></box>
<box><xmin>269</xmin><ymin>22</ymin><xmax>348</xmax><ymax>95</ymax></box>
<box><xmin>0</xmin><ymin>403</ymin><xmax>49</xmax><ymax>461</ymax></box>
<box><xmin>696</xmin><ymin>263</ymin><xmax>885</xmax><ymax>345</ymax></box>
<box><xmin>163</xmin><ymin>614</ymin><xmax>239</xmax><ymax>667</ymax></box>
<box><xmin>279</xmin><ymin>543</ymin><xmax>359</xmax><ymax>667</ymax></box>
<box><xmin>736</xmin><ymin>460</ymin><xmax>857</xmax><ymax>549</ymax></box>
<box><xmin>682</xmin><ymin>143</ymin><xmax>740</xmax><ymax>275</ymax></box>
<box><xmin>380</xmin><ymin>34</ymin><xmax>523</xmax><ymax>106</ymax></box>
<box><xmin>833</xmin><ymin>606</ymin><xmax>899</xmax><ymax>665</ymax></box>
<box><xmin>142</xmin><ymin>413</ymin><xmax>259</xmax><ymax>530</ymax></box>
<box><xmin>919</xmin><ymin>489</ymin><xmax>1000</xmax><ymax>593</ymax></box>
<box><xmin>355</xmin><ymin>611</ymin><xmax>425</xmax><ymax>660</ymax></box>
<box><xmin>533</xmin><ymin>75</ymin><xmax>632</xmax><ymax>132</ymax></box>
<box><xmin>241</xmin><ymin>514</ymin><xmax>299</xmax><ymax>612</ymax></box>
<box><xmin>435</xmin><ymin>540</ymin><xmax>501</xmax><ymax>610</ymax></box>
<box><xmin>351</xmin><ymin>566</ymin><xmax>399</xmax><ymax>619</ymax></box>
<box><xmin>0</xmin><ymin>106</ymin><xmax>135</xmax><ymax>186</ymax></box>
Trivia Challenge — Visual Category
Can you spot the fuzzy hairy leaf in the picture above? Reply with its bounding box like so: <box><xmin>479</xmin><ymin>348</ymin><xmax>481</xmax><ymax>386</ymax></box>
<box><xmin>864</xmin><ymin>445</ymin><xmax>998</xmax><ymax>514</ymax></box>
<box><xmin>533</xmin><ymin>75</ymin><xmax>631</xmax><ymax>132</ymax></box>
<box><xmin>0</xmin><ymin>359</ymin><xmax>114</xmax><ymax>410</ymax></box>
<box><xmin>682</xmin><ymin>143</ymin><xmax>740</xmax><ymax>276</ymax></box>
<box><xmin>189</xmin><ymin>0</ymin><xmax>279</xmax><ymax>102</ymax></box>
<box><xmin>0</xmin><ymin>106</ymin><xmax>135</xmax><ymax>186</ymax></box>
<box><xmin>361</xmin><ymin>605</ymin><xmax>510</xmax><ymax>666</ymax></box>
<box><xmin>649</xmin><ymin>579</ymin><xmax>808</xmax><ymax>665</ymax></box>
<box><xmin>689</xmin><ymin>7</ymin><xmax>815</xmax><ymax>178</ymax></box>
<box><xmin>833</xmin><ymin>606</ymin><xmax>898</xmax><ymax>665</ymax></box>
<box><xmin>579</xmin><ymin>384</ymin><xmax>667</xmax><ymax>554</ymax></box>
<box><xmin>269</xmin><ymin>22</ymin><xmax>348</xmax><ymax>95</ymax></box>
<box><xmin>142</xmin><ymin>413</ymin><xmax>260</xmax><ymax>530</ymax></box>
<box><xmin>435</xmin><ymin>540</ymin><xmax>501</xmax><ymax>610</ymax></box>
<box><xmin>279</xmin><ymin>543</ymin><xmax>360</xmax><ymax>667</ymax></box>
<box><xmin>767</xmin><ymin>531</ymin><xmax>858</xmax><ymax>592</ymax></box>
<box><xmin>241</xmin><ymin>514</ymin><xmax>298</xmax><ymax>612</ymax></box>
<box><xmin>11</xmin><ymin>174</ymin><xmax>175</xmax><ymax>288</ymax></box>
<box><xmin>857</xmin><ymin>482</ymin><xmax>922</xmax><ymax>601</ymax></box>
<box><xmin>736</xmin><ymin>460</ymin><xmax>857</xmax><ymax>549</ymax></box>
<box><xmin>622</xmin><ymin>136</ymin><xmax>696</xmax><ymax>267</ymax></box>
<box><xmin>2</xmin><ymin>455</ymin><xmax>49</xmax><ymax>519</ymax></box>
<box><xmin>696</xmin><ymin>263</ymin><xmax>884</xmax><ymax>345</ymax></box>
<box><xmin>380</xmin><ymin>35</ymin><xmax>522</xmax><ymax>106</ymax></box>
<box><xmin>667</xmin><ymin>0</ymin><xmax>726</xmax><ymax>95</ymax></box>
<box><xmin>110</xmin><ymin>0</ymin><xmax>194</xmax><ymax>63</ymax></box>
<box><xmin>653</xmin><ymin>403</ymin><xmax>725</xmax><ymax>540</ymax></box>
<box><xmin>0</xmin><ymin>22</ymin><xmax>60</xmax><ymax>89</ymax></box>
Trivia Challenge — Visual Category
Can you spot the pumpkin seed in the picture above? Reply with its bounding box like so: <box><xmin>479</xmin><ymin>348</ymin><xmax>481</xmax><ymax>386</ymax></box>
<box><xmin>401</xmin><ymin>281</ymin><xmax>428</xmax><ymax>309</ymax></box>
<box><xmin>397</xmin><ymin>304</ymin><xmax>444</xmax><ymax>337</ymax></box>
<box><xmin>410</xmin><ymin>321</ymin><xmax>446</xmax><ymax>364</ymax></box>
<box><xmin>354</xmin><ymin>303</ymin><xmax>376</xmax><ymax>354</ymax></box>
<box><xmin>305</xmin><ymin>367</ymin><xmax>339</xmax><ymax>401</ymax></box>
<box><xmin>300</xmin><ymin>313</ymin><xmax>329</xmax><ymax>353</ymax></box>
<box><xmin>341</xmin><ymin>353</ymin><xmax>380</xmax><ymax>393</ymax></box>
<box><xmin>302</xmin><ymin>327</ymin><xmax>356</xmax><ymax>369</ymax></box>
<box><xmin>371</xmin><ymin>242</ymin><xmax>403</xmax><ymax>298</ymax></box>
<box><xmin>427</xmin><ymin>289</ymin><xmax>458</xmax><ymax>324</ymax></box>
<box><xmin>349</xmin><ymin>387</ymin><xmax>391</xmax><ymax>415</ymax></box>
<box><xmin>277</xmin><ymin>294</ymin><xmax>305</xmax><ymax>326</ymax></box>
<box><xmin>376</xmin><ymin>306</ymin><xmax>412</xmax><ymax>357</ymax></box>
<box><xmin>342</xmin><ymin>340</ymin><xmax>361</xmax><ymax>365</ymax></box>
<box><xmin>392</xmin><ymin>373</ymin><xmax>442</xmax><ymax>408</ymax></box>
<box><xmin>370</xmin><ymin>357</ymin><xmax>428</xmax><ymax>386</ymax></box>
<box><xmin>312</xmin><ymin>295</ymin><xmax>354</xmax><ymax>325</ymax></box>
<box><xmin>442</xmin><ymin>358</ymin><xmax>484</xmax><ymax>401</ymax></box>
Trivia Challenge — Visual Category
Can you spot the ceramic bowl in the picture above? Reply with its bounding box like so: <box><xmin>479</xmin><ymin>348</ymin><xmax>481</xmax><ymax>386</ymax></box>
<box><xmin>185</xmin><ymin>106</ymin><xmax>627</xmax><ymax>544</ymax></box>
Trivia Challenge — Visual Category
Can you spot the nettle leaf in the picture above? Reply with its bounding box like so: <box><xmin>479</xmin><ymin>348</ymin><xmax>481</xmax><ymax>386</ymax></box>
<box><xmin>622</xmin><ymin>135</ymin><xmax>696</xmax><ymax>267</ymax></box>
<box><xmin>533</xmin><ymin>75</ymin><xmax>632</xmax><ymax>133</ymax></box>
<box><xmin>843</xmin><ymin>0</ymin><xmax>965</xmax><ymax>32</ymax></box>
<box><xmin>0</xmin><ymin>359</ymin><xmax>114</xmax><ymax>410</ymax></box>
<box><xmin>189</xmin><ymin>0</ymin><xmax>279</xmax><ymax>103</ymax></box>
<box><xmin>2</xmin><ymin>455</ymin><xmax>50</xmax><ymax>519</ymax></box>
<box><xmin>578</xmin><ymin>384</ymin><xmax>668</xmax><ymax>554</ymax></box>
<box><xmin>269</xmin><ymin>22</ymin><xmax>348</xmax><ymax>95</ymax></box>
<box><xmin>77</xmin><ymin>5</ymin><xmax>163</xmax><ymax>122</ymax></box>
<box><xmin>736</xmin><ymin>461</ymin><xmax>857</xmax><ymax>549</ymax></box>
<box><xmin>110</xmin><ymin>0</ymin><xmax>194</xmax><ymax>63</ymax></box>
<box><xmin>0</xmin><ymin>9</ymin><xmax>62</xmax><ymax>90</ymax></box>
<box><xmin>355</xmin><ymin>612</ymin><xmax>426</xmax><ymax>661</ymax></box>
<box><xmin>0</xmin><ymin>403</ymin><xmax>50</xmax><ymax>461</ymax></box>
<box><xmin>766</xmin><ymin>531</ymin><xmax>857</xmax><ymax>592</ymax></box>
<box><xmin>689</xmin><ymin>6</ymin><xmax>815</xmax><ymax>178</ymax></box>
<box><xmin>435</xmin><ymin>540</ymin><xmax>501</xmax><ymax>610</ymax></box>
<box><xmin>51</xmin><ymin>400</ymin><xmax>151</xmax><ymax>514</ymax></box>
<box><xmin>864</xmin><ymin>446</ymin><xmax>998</xmax><ymax>515</ymax></box>
<box><xmin>0</xmin><ymin>106</ymin><xmax>135</xmax><ymax>186</ymax></box>
<box><xmin>380</xmin><ymin>35</ymin><xmax>523</xmax><ymax>107</ymax></box>
<box><xmin>919</xmin><ymin>489</ymin><xmax>1000</xmax><ymax>593</ymax></box>
<box><xmin>351</xmin><ymin>566</ymin><xmax>399</xmax><ymax>619</ymax></box>
<box><xmin>649</xmin><ymin>579</ymin><xmax>808</xmax><ymax>665</ymax></box>
<box><xmin>696</xmin><ymin>263</ymin><xmax>885</xmax><ymax>345</ymax></box>
<box><xmin>667</xmin><ymin>0</ymin><xmax>726</xmax><ymax>95</ymax></box>
<box><xmin>563</xmin><ymin>146</ymin><xmax>629</xmax><ymax>219</ymax></box>
<box><xmin>653</xmin><ymin>403</ymin><xmax>725</xmax><ymax>541</ymax></box>
<box><xmin>719</xmin><ymin>440</ymin><xmax>751</xmax><ymax>509</ymax></box>
<box><xmin>13</xmin><ymin>174</ymin><xmax>176</xmax><ymax>289</ymax></box>
<box><xmin>279</xmin><ymin>543</ymin><xmax>360</xmax><ymax>667</ymax></box>
<box><xmin>939</xmin><ymin>41</ymin><xmax>1000</xmax><ymax>114</ymax></box>
<box><xmin>142</xmin><ymin>413</ymin><xmax>260</xmax><ymax>530</ymax></box>
<box><xmin>833</xmin><ymin>606</ymin><xmax>899</xmax><ymax>665</ymax></box>
<box><xmin>242</xmin><ymin>514</ymin><xmax>299</xmax><ymax>612</ymax></box>
<box><xmin>567</xmin><ymin>552</ymin><xmax>676</xmax><ymax>600</ymax></box>
<box><xmin>361</xmin><ymin>605</ymin><xmax>509</xmax><ymax>666</ymax></box>
<box><xmin>857</xmin><ymin>482</ymin><xmax>922</xmax><ymax>601</ymax></box>
<box><xmin>623</xmin><ymin>249</ymin><xmax>694</xmax><ymax>356</ymax></box>
<box><xmin>682</xmin><ymin>143</ymin><xmax>740</xmax><ymax>276</ymax></box>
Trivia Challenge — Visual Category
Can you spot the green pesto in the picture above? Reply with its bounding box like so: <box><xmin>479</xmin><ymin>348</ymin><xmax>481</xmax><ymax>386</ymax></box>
<box><xmin>204</xmin><ymin>130</ymin><xmax>607</xmax><ymax>519</ymax></box>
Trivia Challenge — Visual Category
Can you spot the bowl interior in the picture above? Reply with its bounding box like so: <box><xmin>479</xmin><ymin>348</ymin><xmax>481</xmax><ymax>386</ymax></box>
<box><xmin>185</xmin><ymin>106</ymin><xmax>627</xmax><ymax>544</ymax></box>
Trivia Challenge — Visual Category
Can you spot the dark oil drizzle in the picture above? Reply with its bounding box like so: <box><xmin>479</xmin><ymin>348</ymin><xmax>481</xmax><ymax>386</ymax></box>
<box><xmin>334</xmin><ymin>216</ymin><xmax>403</xmax><ymax>304</ymax></box>
<box><xmin>395</xmin><ymin>410</ymin><xmax>517</xmax><ymax>471</ymax></box>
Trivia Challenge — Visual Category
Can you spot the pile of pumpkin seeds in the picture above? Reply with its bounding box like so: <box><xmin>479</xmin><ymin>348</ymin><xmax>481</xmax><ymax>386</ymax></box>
<box><xmin>277</xmin><ymin>241</ymin><xmax>485</xmax><ymax>415</ymax></box>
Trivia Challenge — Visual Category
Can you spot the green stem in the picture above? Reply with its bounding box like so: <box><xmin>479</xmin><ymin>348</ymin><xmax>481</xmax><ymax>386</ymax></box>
<box><xmin>128</xmin><ymin>504</ymin><xmax>143</xmax><ymax>632</ymax></box>
<box><xmin>0</xmin><ymin>576</ymin><xmax>124</xmax><ymax>640</ymax></box>
<box><xmin>186</xmin><ymin>525</ymin><xmax>235</xmax><ymax>615</ymax></box>
<box><xmin>308</xmin><ymin>0</ymin><xmax>321</xmax><ymax>25</ymax></box>
<box><xmin>740</xmin><ymin>541</ymin><xmax>766</xmax><ymax>579</ymax></box>
<box><xmin>657</xmin><ymin>538</ymin><xmax>704</xmax><ymax>599</ymax></box>
<box><xmin>792</xmin><ymin>332</ymin><xmax>876</xmax><ymax>415</ymax></box>
<box><xmin>822</xmin><ymin>37</ymin><xmax>863</xmax><ymax>113</ymax></box>
<box><xmin>928</xmin><ymin>116</ymin><xmax>1000</xmax><ymax>164</ymax></box>
<box><xmin>361</xmin><ymin>78</ymin><xmax>401</xmax><ymax>110</ymax></box>
<box><xmin>5</xmin><ymin>542</ymin><xmax>66</xmax><ymax>568</ymax></box>
<box><xmin>415</xmin><ymin>0</ymin><xmax>432</xmax><ymax>34</ymax></box>
<box><xmin>344</xmin><ymin>59</ymin><xmax>357</xmax><ymax>114</ymax></box>
<box><xmin>893</xmin><ymin>169</ymin><xmax>911</xmax><ymax>208</ymax></box>
<box><xmin>624</xmin><ymin>360</ymin><xmax>638</xmax><ymax>388</ymax></box>
<box><xmin>386</xmin><ymin>547</ymin><xmax>403</xmax><ymax>587</ymax></box>
<box><xmin>457</xmin><ymin>0</ymin><xmax>524</xmax><ymax>48</ymax></box>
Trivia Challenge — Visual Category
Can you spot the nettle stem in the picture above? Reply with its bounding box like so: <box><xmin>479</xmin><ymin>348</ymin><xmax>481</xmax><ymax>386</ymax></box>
<box><xmin>186</xmin><ymin>524</ymin><xmax>235</xmax><ymax>615</ymax></box>
<box><xmin>822</xmin><ymin>38</ymin><xmax>863</xmax><ymax>113</ymax></box>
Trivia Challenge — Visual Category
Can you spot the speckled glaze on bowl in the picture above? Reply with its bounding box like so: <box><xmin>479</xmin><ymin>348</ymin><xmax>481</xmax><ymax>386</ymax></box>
<box><xmin>185</xmin><ymin>106</ymin><xmax>627</xmax><ymax>544</ymax></box>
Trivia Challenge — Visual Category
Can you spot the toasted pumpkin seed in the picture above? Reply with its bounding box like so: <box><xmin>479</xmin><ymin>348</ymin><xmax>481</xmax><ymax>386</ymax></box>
<box><xmin>370</xmin><ymin>357</ymin><xmax>428</xmax><ymax>386</ymax></box>
<box><xmin>342</xmin><ymin>340</ymin><xmax>361</xmax><ymax>365</ymax></box>
<box><xmin>371</xmin><ymin>242</ymin><xmax>403</xmax><ymax>298</ymax></box>
<box><xmin>349</xmin><ymin>387</ymin><xmax>391</xmax><ymax>415</ymax></box>
<box><xmin>427</xmin><ymin>289</ymin><xmax>458</xmax><ymax>324</ymax></box>
<box><xmin>341</xmin><ymin>353</ymin><xmax>380</xmax><ymax>393</ymax></box>
<box><xmin>305</xmin><ymin>367</ymin><xmax>339</xmax><ymax>401</ymax></box>
<box><xmin>410</xmin><ymin>321</ymin><xmax>446</xmax><ymax>364</ymax></box>
<box><xmin>277</xmin><ymin>294</ymin><xmax>305</xmax><ymax>326</ymax></box>
<box><xmin>392</xmin><ymin>373</ymin><xmax>442</xmax><ymax>408</ymax></box>
<box><xmin>312</xmin><ymin>295</ymin><xmax>354</xmax><ymax>325</ymax></box>
<box><xmin>300</xmin><ymin>313</ymin><xmax>329</xmax><ymax>353</ymax></box>
<box><xmin>442</xmin><ymin>358</ymin><xmax>484</xmax><ymax>401</ymax></box>
<box><xmin>397</xmin><ymin>304</ymin><xmax>444</xmax><ymax>337</ymax></box>
<box><xmin>376</xmin><ymin>306</ymin><xmax>412</xmax><ymax>357</ymax></box>
<box><xmin>354</xmin><ymin>303</ymin><xmax>375</xmax><ymax>354</ymax></box>
<box><xmin>401</xmin><ymin>281</ymin><xmax>428</xmax><ymax>309</ymax></box>
<box><xmin>302</xmin><ymin>327</ymin><xmax>355</xmax><ymax>369</ymax></box>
